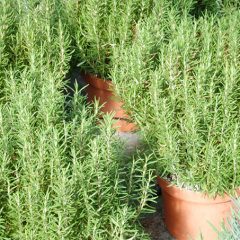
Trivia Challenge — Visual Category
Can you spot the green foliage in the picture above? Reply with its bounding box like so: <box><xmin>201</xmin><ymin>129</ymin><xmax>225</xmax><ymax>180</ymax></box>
<box><xmin>219</xmin><ymin>198</ymin><xmax>240</xmax><ymax>239</ymax></box>
<box><xmin>0</xmin><ymin>0</ymin><xmax>12</xmax><ymax>97</ymax></box>
<box><xmin>75</xmin><ymin>0</ymin><xmax>153</xmax><ymax>79</ymax></box>
<box><xmin>0</xmin><ymin>1</ymin><xmax>155</xmax><ymax>239</ymax></box>
<box><xmin>112</xmin><ymin>4</ymin><xmax>240</xmax><ymax>196</ymax></box>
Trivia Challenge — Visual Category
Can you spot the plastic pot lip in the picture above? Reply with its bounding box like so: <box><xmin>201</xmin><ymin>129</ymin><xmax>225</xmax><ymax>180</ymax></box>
<box><xmin>82</xmin><ymin>72</ymin><xmax>113</xmax><ymax>91</ymax></box>
<box><xmin>157</xmin><ymin>176</ymin><xmax>240</xmax><ymax>204</ymax></box>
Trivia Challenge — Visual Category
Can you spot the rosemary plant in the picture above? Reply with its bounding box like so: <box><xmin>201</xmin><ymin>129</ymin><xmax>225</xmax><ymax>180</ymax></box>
<box><xmin>75</xmin><ymin>0</ymin><xmax>153</xmax><ymax>79</ymax></box>
<box><xmin>0</xmin><ymin>0</ymin><xmax>12</xmax><ymax>97</ymax></box>
<box><xmin>219</xmin><ymin>198</ymin><xmax>240</xmax><ymax>239</ymax></box>
<box><xmin>112</xmin><ymin>3</ymin><xmax>240</xmax><ymax>196</ymax></box>
<box><xmin>0</xmin><ymin>1</ymin><xmax>155</xmax><ymax>239</ymax></box>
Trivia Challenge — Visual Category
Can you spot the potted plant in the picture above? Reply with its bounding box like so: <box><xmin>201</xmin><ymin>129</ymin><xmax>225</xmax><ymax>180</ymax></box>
<box><xmin>74</xmin><ymin>0</ymin><xmax>153</xmax><ymax>131</ymax></box>
<box><xmin>112</xmin><ymin>4</ymin><xmax>240</xmax><ymax>239</ymax></box>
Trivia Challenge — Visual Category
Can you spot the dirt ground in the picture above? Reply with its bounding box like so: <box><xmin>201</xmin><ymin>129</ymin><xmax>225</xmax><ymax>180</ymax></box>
<box><xmin>140</xmin><ymin>198</ymin><xmax>174</xmax><ymax>240</ymax></box>
<box><xmin>141</xmin><ymin>213</ymin><xmax>173</xmax><ymax>240</ymax></box>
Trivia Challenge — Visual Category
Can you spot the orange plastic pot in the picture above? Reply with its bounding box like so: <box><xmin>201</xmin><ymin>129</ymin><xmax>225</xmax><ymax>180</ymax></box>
<box><xmin>83</xmin><ymin>73</ymin><xmax>137</xmax><ymax>132</ymax></box>
<box><xmin>157</xmin><ymin>177</ymin><xmax>239</xmax><ymax>240</ymax></box>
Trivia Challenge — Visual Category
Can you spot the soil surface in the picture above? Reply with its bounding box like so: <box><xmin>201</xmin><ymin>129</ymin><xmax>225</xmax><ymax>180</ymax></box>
<box><xmin>116</xmin><ymin>132</ymin><xmax>174</xmax><ymax>240</ymax></box>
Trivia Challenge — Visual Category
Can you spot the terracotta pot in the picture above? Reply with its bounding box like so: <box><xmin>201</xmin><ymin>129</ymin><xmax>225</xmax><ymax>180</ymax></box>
<box><xmin>83</xmin><ymin>73</ymin><xmax>137</xmax><ymax>132</ymax></box>
<box><xmin>112</xmin><ymin>118</ymin><xmax>137</xmax><ymax>132</ymax></box>
<box><xmin>157</xmin><ymin>177</ymin><xmax>239</xmax><ymax>240</ymax></box>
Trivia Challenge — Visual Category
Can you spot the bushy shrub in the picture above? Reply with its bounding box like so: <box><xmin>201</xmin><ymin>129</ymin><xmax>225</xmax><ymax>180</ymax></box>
<box><xmin>74</xmin><ymin>0</ymin><xmax>154</xmax><ymax>79</ymax></box>
<box><xmin>112</xmin><ymin>3</ymin><xmax>240</xmax><ymax>196</ymax></box>
<box><xmin>0</xmin><ymin>1</ymin><xmax>155</xmax><ymax>239</ymax></box>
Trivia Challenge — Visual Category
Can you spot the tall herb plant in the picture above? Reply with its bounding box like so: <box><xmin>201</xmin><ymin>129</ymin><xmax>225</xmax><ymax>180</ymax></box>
<box><xmin>0</xmin><ymin>1</ymin><xmax>155</xmax><ymax>239</ymax></box>
<box><xmin>0</xmin><ymin>0</ymin><xmax>12</xmax><ymax>97</ymax></box>
<box><xmin>75</xmin><ymin>0</ymin><xmax>153</xmax><ymax>79</ymax></box>
<box><xmin>112</xmin><ymin>3</ymin><xmax>240</xmax><ymax>196</ymax></box>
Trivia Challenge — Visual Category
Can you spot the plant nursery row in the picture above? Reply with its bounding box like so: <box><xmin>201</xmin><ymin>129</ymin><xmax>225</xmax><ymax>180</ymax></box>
<box><xmin>0</xmin><ymin>1</ymin><xmax>240</xmax><ymax>239</ymax></box>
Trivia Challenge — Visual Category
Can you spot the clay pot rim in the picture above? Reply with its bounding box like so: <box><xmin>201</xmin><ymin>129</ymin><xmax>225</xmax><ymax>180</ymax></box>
<box><xmin>83</xmin><ymin>72</ymin><xmax>113</xmax><ymax>91</ymax></box>
<box><xmin>112</xmin><ymin>118</ymin><xmax>138</xmax><ymax>132</ymax></box>
<box><xmin>157</xmin><ymin>176</ymin><xmax>240</xmax><ymax>204</ymax></box>
<box><xmin>82</xmin><ymin>72</ymin><xmax>138</xmax><ymax>132</ymax></box>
